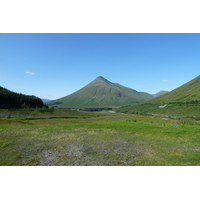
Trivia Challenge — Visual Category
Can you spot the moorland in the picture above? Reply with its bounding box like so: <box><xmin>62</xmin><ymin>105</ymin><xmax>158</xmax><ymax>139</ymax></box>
<box><xmin>1</xmin><ymin>107</ymin><xmax>200</xmax><ymax>166</ymax></box>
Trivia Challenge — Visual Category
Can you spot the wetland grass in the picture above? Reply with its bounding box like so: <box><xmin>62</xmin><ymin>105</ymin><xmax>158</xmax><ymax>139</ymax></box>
<box><xmin>1</xmin><ymin>109</ymin><xmax>200</xmax><ymax>166</ymax></box>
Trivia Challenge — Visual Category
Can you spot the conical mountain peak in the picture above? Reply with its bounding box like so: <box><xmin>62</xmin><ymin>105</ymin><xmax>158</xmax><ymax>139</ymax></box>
<box><xmin>96</xmin><ymin>76</ymin><xmax>106</xmax><ymax>80</ymax></box>
<box><xmin>95</xmin><ymin>76</ymin><xmax>109</xmax><ymax>82</ymax></box>
<box><xmin>91</xmin><ymin>76</ymin><xmax>111</xmax><ymax>85</ymax></box>
<box><xmin>48</xmin><ymin>76</ymin><xmax>153</xmax><ymax>108</ymax></box>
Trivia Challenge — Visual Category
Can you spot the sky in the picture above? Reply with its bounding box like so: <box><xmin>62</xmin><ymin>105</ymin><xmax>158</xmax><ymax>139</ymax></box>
<box><xmin>0</xmin><ymin>33</ymin><xmax>200</xmax><ymax>100</ymax></box>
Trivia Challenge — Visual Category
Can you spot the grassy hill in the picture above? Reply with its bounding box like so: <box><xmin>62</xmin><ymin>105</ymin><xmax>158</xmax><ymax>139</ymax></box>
<box><xmin>48</xmin><ymin>76</ymin><xmax>153</xmax><ymax>109</ymax></box>
<box><xmin>117</xmin><ymin>75</ymin><xmax>200</xmax><ymax>118</ymax></box>
<box><xmin>147</xmin><ymin>75</ymin><xmax>200</xmax><ymax>104</ymax></box>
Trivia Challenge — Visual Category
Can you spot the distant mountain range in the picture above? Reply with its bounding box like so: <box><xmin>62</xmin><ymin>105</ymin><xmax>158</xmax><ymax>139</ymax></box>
<box><xmin>152</xmin><ymin>90</ymin><xmax>169</xmax><ymax>98</ymax></box>
<box><xmin>47</xmin><ymin>76</ymin><xmax>155</xmax><ymax>109</ymax></box>
<box><xmin>41</xmin><ymin>98</ymin><xmax>52</xmax><ymax>103</ymax></box>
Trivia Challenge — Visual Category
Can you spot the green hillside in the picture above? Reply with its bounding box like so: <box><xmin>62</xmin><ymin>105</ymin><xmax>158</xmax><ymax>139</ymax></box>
<box><xmin>147</xmin><ymin>75</ymin><xmax>200</xmax><ymax>104</ymax></box>
<box><xmin>48</xmin><ymin>76</ymin><xmax>153</xmax><ymax>109</ymax></box>
<box><xmin>0</xmin><ymin>86</ymin><xmax>44</xmax><ymax>109</ymax></box>
<box><xmin>117</xmin><ymin>75</ymin><xmax>200</xmax><ymax>118</ymax></box>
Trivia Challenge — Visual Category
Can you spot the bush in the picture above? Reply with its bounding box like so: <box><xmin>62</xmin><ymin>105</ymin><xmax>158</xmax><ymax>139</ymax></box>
<box><xmin>6</xmin><ymin>113</ymin><xmax>11</xmax><ymax>119</ymax></box>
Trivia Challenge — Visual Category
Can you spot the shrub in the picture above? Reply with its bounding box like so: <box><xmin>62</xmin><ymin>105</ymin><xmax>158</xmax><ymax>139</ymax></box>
<box><xmin>6</xmin><ymin>113</ymin><xmax>11</xmax><ymax>119</ymax></box>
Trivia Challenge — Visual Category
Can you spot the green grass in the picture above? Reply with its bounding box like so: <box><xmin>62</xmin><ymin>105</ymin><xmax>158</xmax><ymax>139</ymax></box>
<box><xmin>117</xmin><ymin>103</ymin><xmax>200</xmax><ymax>119</ymax></box>
<box><xmin>1</xmin><ymin>108</ymin><xmax>200</xmax><ymax>166</ymax></box>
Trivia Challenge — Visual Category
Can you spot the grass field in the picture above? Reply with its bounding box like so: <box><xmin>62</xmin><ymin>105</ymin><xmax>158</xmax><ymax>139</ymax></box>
<box><xmin>1</xmin><ymin>108</ymin><xmax>200</xmax><ymax>166</ymax></box>
<box><xmin>117</xmin><ymin>103</ymin><xmax>200</xmax><ymax>120</ymax></box>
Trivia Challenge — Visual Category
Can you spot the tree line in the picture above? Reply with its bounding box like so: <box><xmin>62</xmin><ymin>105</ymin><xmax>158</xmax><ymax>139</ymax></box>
<box><xmin>0</xmin><ymin>86</ymin><xmax>44</xmax><ymax>109</ymax></box>
<box><xmin>80</xmin><ymin>107</ymin><xmax>113</xmax><ymax>111</ymax></box>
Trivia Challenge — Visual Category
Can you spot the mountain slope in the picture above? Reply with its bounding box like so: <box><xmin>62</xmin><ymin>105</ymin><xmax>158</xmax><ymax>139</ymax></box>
<box><xmin>117</xmin><ymin>75</ymin><xmax>200</xmax><ymax>117</ymax></box>
<box><xmin>48</xmin><ymin>76</ymin><xmax>153</xmax><ymax>108</ymax></box>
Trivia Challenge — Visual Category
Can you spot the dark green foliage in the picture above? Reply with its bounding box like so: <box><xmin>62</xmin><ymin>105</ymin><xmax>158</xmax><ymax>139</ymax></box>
<box><xmin>81</xmin><ymin>107</ymin><xmax>113</xmax><ymax>112</ymax></box>
<box><xmin>0</xmin><ymin>86</ymin><xmax>44</xmax><ymax>109</ymax></box>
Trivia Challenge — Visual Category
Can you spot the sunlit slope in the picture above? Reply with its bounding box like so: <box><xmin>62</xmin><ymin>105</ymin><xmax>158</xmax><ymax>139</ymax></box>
<box><xmin>147</xmin><ymin>75</ymin><xmax>200</xmax><ymax>104</ymax></box>
<box><xmin>48</xmin><ymin>76</ymin><xmax>153</xmax><ymax>108</ymax></box>
<box><xmin>117</xmin><ymin>75</ymin><xmax>200</xmax><ymax>117</ymax></box>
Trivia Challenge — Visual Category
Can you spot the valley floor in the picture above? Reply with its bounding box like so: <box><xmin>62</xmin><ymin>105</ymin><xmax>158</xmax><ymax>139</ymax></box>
<box><xmin>1</xmin><ymin>108</ymin><xmax>200</xmax><ymax>166</ymax></box>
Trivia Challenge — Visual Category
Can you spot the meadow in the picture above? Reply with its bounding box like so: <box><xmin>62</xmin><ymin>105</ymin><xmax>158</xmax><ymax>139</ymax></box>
<box><xmin>1</xmin><ymin>108</ymin><xmax>200</xmax><ymax>166</ymax></box>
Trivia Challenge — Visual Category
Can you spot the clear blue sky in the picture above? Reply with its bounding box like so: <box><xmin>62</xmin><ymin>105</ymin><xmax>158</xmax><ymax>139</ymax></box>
<box><xmin>0</xmin><ymin>33</ymin><xmax>200</xmax><ymax>100</ymax></box>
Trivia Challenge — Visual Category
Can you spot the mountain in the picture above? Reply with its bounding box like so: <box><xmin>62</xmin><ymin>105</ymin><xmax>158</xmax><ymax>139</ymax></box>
<box><xmin>152</xmin><ymin>90</ymin><xmax>169</xmax><ymax>98</ymax></box>
<box><xmin>41</xmin><ymin>98</ymin><xmax>52</xmax><ymax>103</ymax></box>
<box><xmin>47</xmin><ymin>76</ymin><xmax>153</xmax><ymax>108</ymax></box>
<box><xmin>0</xmin><ymin>86</ymin><xmax>44</xmax><ymax>109</ymax></box>
<box><xmin>117</xmin><ymin>75</ymin><xmax>200</xmax><ymax>117</ymax></box>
